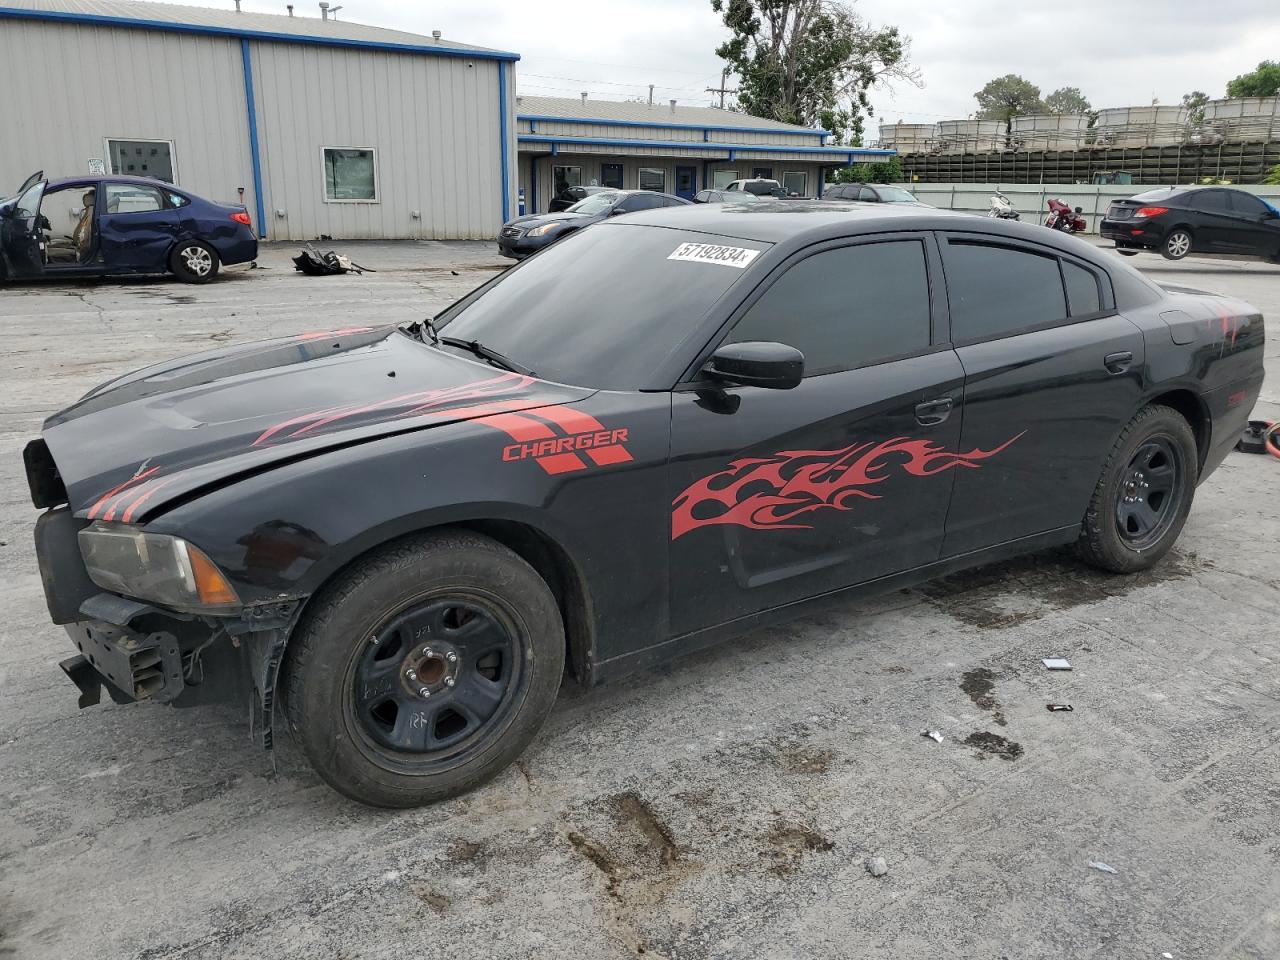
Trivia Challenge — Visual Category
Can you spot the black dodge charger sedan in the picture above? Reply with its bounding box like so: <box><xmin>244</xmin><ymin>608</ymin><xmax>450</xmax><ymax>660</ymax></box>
<box><xmin>1101</xmin><ymin>185</ymin><xmax>1280</xmax><ymax>262</ymax></box>
<box><xmin>497</xmin><ymin>189</ymin><xmax>690</xmax><ymax>259</ymax></box>
<box><xmin>27</xmin><ymin>202</ymin><xmax>1264</xmax><ymax>807</ymax></box>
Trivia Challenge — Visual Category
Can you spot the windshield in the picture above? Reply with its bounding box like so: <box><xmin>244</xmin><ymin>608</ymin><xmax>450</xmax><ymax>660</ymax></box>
<box><xmin>437</xmin><ymin>224</ymin><xmax>769</xmax><ymax>389</ymax></box>
<box><xmin>566</xmin><ymin>192</ymin><xmax>620</xmax><ymax>215</ymax></box>
<box><xmin>878</xmin><ymin>186</ymin><xmax>918</xmax><ymax>203</ymax></box>
<box><xmin>744</xmin><ymin>181</ymin><xmax>784</xmax><ymax>196</ymax></box>
<box><xmin>722</xmin><ymin>191</ymin><xmax>762</xmax><ymax>203</ymax></box>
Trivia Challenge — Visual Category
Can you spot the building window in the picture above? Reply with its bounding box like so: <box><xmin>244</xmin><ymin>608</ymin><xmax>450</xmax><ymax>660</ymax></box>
<box><xmin>106</xmin><ymin>138</ymin><xmax>175</xmax><ymax>182</ymax></box>
<box><xmin>323</xmin><ymin>147</ymin><xmax>377</xmax><ymax>202</ymax></box>
<box><xmin>638</xmin><ymin>167</ymin><xmax>666</xmax><ymax>192</ymax></box>
<box><xmin>782</xmin><ymin>171</ymin><xmax>808</xmax><ymax>197</ymax></box>
<box><xmin>712</xmin><ymin>169</ymin><xmax>738</xmax><ymax>189</ymax></box>
<box><xmin>553</xmin><ymin>165</ymin><xmax>582</xmax><ymax>195</ymax></box>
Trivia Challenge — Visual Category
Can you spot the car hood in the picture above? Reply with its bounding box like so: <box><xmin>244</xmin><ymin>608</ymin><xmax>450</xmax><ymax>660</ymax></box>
<box><xmin>507</xmin><ymin>211</ymin><xmax>593</xmax><ymax>229</ymax></box>
<box><xmin>41</xmin><ymin>326</ymin><xmax>592</xmax><ymax>521</ymax></box>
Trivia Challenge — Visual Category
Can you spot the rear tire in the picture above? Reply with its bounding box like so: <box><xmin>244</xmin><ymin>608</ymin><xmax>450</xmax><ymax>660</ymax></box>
<box><xmin>1161</xmin><ymin>229</ymin><xmax>1193</xmax><ymax>261</ymax></box>
<box><xmin>282</xmin><ymin>530</ymin><xmax>565</xmax><ymax>807</ymax></box>
<box><xmin>1078</xmin><ymin>405</ymin><xmax>1198</xmax><ymax>574</ymax></box>
<box><xmin>170</xmin><ymin>241</ymin><xmax>220</xmax><ymax>283</ymax></box>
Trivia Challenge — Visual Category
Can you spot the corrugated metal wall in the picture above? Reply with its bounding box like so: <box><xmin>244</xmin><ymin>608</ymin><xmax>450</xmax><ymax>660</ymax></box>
<box><xmin>249</xmin><ymin>41</ymin><xmax>508</xmax><ymax>240</ymax></box>
<box><xmin>0</xmin><ymin>20</ymin><xmax>254</xmax><ymax>211</ymax></box>
<box><xmin>0</xmin><ymin>18</ymin><xmax>515</xmax><ymax>241</ymax></box>
<box><xmin>515</xmin><ymin>118</ymin><xmax>820</xmax><ymax>148</ymax></box>
<box><xmin>516</xmin><ymin>153</ymin><xmax>826</xmax><ymax>213</ymax></box>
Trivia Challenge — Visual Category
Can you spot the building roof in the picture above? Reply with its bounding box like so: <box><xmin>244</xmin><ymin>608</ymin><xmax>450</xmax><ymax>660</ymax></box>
<box><xmin>0</xmin><ymin>0</ymin><xmax>519</xmax><ymax>59</ymax></box>
<box><xmin>516</xmin><ymin>95</ymin><xmax>829</xmax><ymax>137</ymax></box>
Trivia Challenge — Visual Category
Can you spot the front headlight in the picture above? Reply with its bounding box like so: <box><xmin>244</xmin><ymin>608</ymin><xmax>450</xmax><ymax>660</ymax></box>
<box><xmin>527</xmin><ymin>222</ymin><xmax>564</xmax><ymax>237</ymax></box>
<box><xmin>78</xmin><ymin>522</ymin><xmax>240</xmax><ymax>612</ymax></box>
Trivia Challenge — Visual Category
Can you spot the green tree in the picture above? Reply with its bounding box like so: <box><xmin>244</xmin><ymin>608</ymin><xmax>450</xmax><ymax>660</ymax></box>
<box><xmin>1182</xmin><ymin>90</ymin><xmax>1209</xmax><ymax>124</ymax></box>
<box><xmin>974</xmin><ymin>74</ymin><xmax>1044</xmax><ymax>123</ymax></box>
<box><xmin>828</xmin><ymin>156</ymin><xmax>903</xmax><ymax>184</ymax></box>
<box><xmin>711</xmin><ymin>0</ymin><xmax>922</xmax><ymax>145</ymax></box>
<box><xmin>1044</xmin><ymin>86</ymin><xmax>1090</xmax><ymax>116</ymax></box>
<box><xmin>1264</xmin><ymin>164</ymin><xmax>1280</xmax><ymax>186</ymax></box>
<box><xmin>1226</xmin><ymin>60</ymin><xmax>1280</xmax><ymax>98</ymax></box>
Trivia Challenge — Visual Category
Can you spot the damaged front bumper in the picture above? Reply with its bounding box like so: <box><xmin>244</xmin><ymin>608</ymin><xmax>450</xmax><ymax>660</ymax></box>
<box><xmin>36</xmin><ymin>505</ymin><xmax>301</xmax><ymax>749</ymax></box>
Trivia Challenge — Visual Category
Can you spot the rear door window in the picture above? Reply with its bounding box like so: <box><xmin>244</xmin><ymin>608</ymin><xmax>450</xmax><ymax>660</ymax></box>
<box><xmin>944</xmin><ymin>241</ymin><xmax>1067</xmax><ymax>342</ymax></box>
<box><xmin>104</xmin><ymin>183</ymin><xmax>164</xmax><ymax>213</ymax></box>
<box><xmin>725</xmin><ymin>239</ymin><xmax>933</xmax><ymax>376</ymax></box>
<box><xmin>1187</xmin><ymin>190</ymin><xmax>1230</xmax><ymax>213</ymax></box>
<box><xmin>1062</xmin><ymin>261</ymin><xmax>1102</xmax><ymax>316</ymax></box>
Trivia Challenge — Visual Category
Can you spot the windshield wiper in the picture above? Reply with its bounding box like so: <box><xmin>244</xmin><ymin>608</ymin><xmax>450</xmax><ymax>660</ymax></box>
<box><xmin>400</xmin><ymin>319</ymin><xmax>440</xmax><ymax>344</ymax></box>
<box><xmin>437</xmin><ymin>336</ymin><xmax>535</xmax><ymax>377</ymax></box>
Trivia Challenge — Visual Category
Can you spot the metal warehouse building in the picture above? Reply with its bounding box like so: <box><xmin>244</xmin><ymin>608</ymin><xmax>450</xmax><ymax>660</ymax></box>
<box><xmin>515</xmin><ymin>95</ymin><xmax>893</xmax><ymax>211</ymax></box>
<box><xmin>0</xmin><ymin>0</ymin><xmax>518</xmax><ymax>241</ymax></box>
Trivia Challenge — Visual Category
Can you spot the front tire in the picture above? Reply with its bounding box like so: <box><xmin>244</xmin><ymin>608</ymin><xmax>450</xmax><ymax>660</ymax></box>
<box><xmin>170</xmin><ymin>240</ymin><xmax>220</xmax><ymax>283</ymax></box>
<box><xmin>1078</xmin><ymin>405</ymin><xmax>1198</xmax><ymax>574</ymax></box>
<box><xmin>1161</xmin><ymin>229</ymin><xmax>1193</xmax><ymax>261</ymax></box>
<box><xmin>282</xmin><ymin>531</ymin><xmax>565</xmax><ymax>807</ymax></box>
<box><xmin>1117</xmin><ymin>249</ymin><xmax>1140</xmax><ymax>257</ymax></box>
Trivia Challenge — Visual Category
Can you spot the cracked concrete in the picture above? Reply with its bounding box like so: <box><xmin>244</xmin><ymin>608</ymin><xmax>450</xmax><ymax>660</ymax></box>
<box><xmin>0</xmin><ymin>240</ymin><xmax>1277</xmax><ymax>959</ymax></box>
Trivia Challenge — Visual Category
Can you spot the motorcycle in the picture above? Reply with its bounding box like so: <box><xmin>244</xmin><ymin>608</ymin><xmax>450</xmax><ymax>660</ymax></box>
<box><xmin>1045</xmin><ymin>198</ymin><xmax>1087</xmax><ymax>233</ymax></box>
<box><xmin>986</xmin><ymin>191</ymin><xmax>1020</xmax><ymax>220</ymax></box>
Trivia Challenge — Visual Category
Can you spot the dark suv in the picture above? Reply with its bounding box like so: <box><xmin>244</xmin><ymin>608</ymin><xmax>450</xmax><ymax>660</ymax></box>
<box><xmin>1101</xmin><ymin>186</ymin><xmax>1280</xmax><ymax>262</ymax></box>
<box><xmin>822</xmin><ymin>182</ymin><xmax>921</xmax><ymax>204</ymax></box>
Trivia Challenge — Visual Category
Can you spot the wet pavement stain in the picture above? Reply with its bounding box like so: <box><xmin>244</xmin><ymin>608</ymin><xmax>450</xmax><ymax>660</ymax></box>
<box><xmin>922</xmin><ymin>548</ymin><xmax>1206</xmax><ymax>630</ymax></box>
<box><xmin>960</xmin><ymin>667</ymin><xmax>1007</xmax><ymax>726</ymax></box>
<box><xmin>761</xmin><ymin>821</ymin><xmax>835</xmax><ymax>876</ymax></box>
<box><xmin>779</xmin><ymin>747</ymin><xmax>836</xmax><ymax>775</ymax></box>
<box><xmin>964</xmin><ymin>731</ymin><xmax>1024</xmax><ymax>761</ymax></box>
<box><xmin>612</xmin><ymin>792</ymin><xmax>681</xmax><ymax>867</ymax></box>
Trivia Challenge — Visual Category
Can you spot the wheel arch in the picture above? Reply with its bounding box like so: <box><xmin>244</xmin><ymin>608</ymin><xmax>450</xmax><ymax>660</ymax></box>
<box><xmin>292</xmin><ymin>514</ymin><xmax>596</xmax><ymax>685</ymax></box>
<box><xmin>1144</xmin><ymin>388</ymin><xmax>1210</xmax><ymax>471</ymax></box>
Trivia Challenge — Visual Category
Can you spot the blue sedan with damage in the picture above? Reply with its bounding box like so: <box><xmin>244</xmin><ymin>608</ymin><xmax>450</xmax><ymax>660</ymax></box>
<box><xmin>0</xmin><ymin>170</ymin><xmax>258</xmax><ymax>283</ymax></box>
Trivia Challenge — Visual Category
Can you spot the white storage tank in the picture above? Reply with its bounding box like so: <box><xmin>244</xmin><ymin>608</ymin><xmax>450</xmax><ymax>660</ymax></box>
<box><xmin>877</xmin><ymin>123</ymin><xmax>935</xmax><ymax>154</ymax></box>
<box><xmin>936</xmin><ymin>119</ymin><xmax>1004</xmax><ymax>153</ymax></box>
<box><xmin>1201</xmin><ymin>97</ymin><xmax>1280</xmax><ymax>142</ymax></box>
<box><xmin>1093</xmin><ymin>106</ymin><xmax>1187</xmax><ymax>147</ymax></box>
<box><xmin>1008</xmin><ymin>114</ymin><xmax>1089</xmax><ymax>150</ymax></box>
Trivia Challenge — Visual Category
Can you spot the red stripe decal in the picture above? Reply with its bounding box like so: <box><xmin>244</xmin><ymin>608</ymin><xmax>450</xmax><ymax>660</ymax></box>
<box><xmin>586</xmin><ymin>445</ymin><xmax>634</xmax><ymax>466</ymax></box>
<box><xmin>87</xmin><ymin>465</ymin><xmax>161</xmax><ymax>520</ymax></box>
<box><xmin>535</xmin><ymin>453</ymin><xmax>589</xmax><ymax>475</ymax></box>
<box><xmin>528</xmin><ymin>406</ymin><xmax>607</xmax><ymax>434</ymax></box>
<box><xmin>119</xmin><ymin>479</ymin><xmax>177</xmax><ymax>523</ymax></box>
<box><xmin>478</xmin><ymin>412</ymin><xmax>556</xmax><ymax>442</ymax></box>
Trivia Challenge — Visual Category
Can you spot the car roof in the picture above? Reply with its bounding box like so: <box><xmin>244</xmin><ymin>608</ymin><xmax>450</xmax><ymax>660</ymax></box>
<box><xmin>614</xmin><ymin>200</ymin><xmax>1112</xmax><ymax>258</ymax></box>
<box><xmin>46</xmin><ymin>174</ymin><xmax>184</xmax><ymax>192</ymax></box>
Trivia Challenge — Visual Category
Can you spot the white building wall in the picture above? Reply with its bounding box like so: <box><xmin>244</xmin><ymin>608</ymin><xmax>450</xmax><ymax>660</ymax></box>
<box><xmin>0</xmin><ymin>20</ymin><xmax>254</xmax><ymax>213</ymax></box>
<box><xmin>516</xmin><ymin>119</ymin><xmax>820</xmax><ymax>148</ymax></box>
<box><xmin>249</xmin><ymin>41</ymin><xmax>508</xmax><ymax>240</ymax></box>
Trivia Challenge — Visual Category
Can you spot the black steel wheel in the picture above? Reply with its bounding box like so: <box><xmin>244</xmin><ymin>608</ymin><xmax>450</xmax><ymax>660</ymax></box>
<box><xmin>1113</xmin><ymin>437</ymin><xmax>1185</xmax><ymax>550</ymax></box>
<box><xmin>350</xmin><ymin>597</ymin><xmax>525</xmax><ymax>764</ymax></box>
<box><xmin>283</xmin><ymin>530</ymin><xmax>565</xmax><ymax>807</ymax></box>
<box><xmin>1079</xmin><ymin>405</ymin><xmax>1198</xmax><ymax>573</ymax></box>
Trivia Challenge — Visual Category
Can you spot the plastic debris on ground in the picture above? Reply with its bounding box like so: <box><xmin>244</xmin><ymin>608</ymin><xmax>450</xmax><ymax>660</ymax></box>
<box><xmin>1046</xmin><ymin>703</ymin><xmax>1074</xmax><ymax>712</ymax></box>
<box><xmin>1042</xmin><ymin>658</ymin><xmax>1073</xmax><ymax>670</ymax></box>
<box><xmin>1088</xmin><ymin>861</ymin><xmax>1118</xmax><ymax>874</ymax></box>
<box><xmin>920</xmin><ymin>729</ymin><xmax>944</xmax><ymax>743</ymax></box>
<box><xmin>866</xmin><ymin>857</ymin><xmax>888</xmax><ymax>878</ymax></box>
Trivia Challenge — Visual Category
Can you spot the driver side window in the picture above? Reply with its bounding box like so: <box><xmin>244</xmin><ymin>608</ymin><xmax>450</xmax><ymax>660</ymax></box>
<box><xmin>726</xmin><ymin>240</ymin><xmax>933</xmax><ymax>377</ymax></box>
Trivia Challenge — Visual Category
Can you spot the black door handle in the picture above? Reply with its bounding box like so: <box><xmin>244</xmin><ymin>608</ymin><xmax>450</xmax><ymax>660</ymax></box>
<box><xmin>915</xmin><ymin>397</ymin><xmax>953</xmax><ymax>426</ymax></box>
<box><xmin>1104</xmin><ymin>351</ymin><xmax>1134</xmax><ymax>374</ymax></box>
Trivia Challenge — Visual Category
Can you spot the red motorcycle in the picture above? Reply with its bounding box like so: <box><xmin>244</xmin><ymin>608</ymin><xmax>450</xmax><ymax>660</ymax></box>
<box><xmin>1045</xmin><ymin>198</ymin><xmax>1087</xmax><ymax>233</ymax></box>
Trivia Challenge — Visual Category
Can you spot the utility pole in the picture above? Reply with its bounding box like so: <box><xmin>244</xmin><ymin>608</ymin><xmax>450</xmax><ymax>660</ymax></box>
<box><xmin>706</xmin><ymin>68</ymin><xmax>737</xmax><ymax>109</ymax></box>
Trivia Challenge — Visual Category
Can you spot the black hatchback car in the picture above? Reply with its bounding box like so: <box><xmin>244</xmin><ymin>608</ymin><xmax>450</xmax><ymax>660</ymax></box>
<box><xmin>28</xmin><ymin>202</ymin><xmax>1264</xmax><ymax>807</ymax></box>
<box><xmin>497</xmin><ymin>189</ymin><xmax>690</xmax><ymax>259</ymax></box>
<box><xmin>1101</xmin><ymin>186</ymin><xmax>1280</xmax><ymax>262</ymax></box>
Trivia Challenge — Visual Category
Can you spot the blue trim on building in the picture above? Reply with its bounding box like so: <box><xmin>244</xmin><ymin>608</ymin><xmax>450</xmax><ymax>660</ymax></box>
<box><xmin>498</xmin><ymin>62</ymin><xmax>511</xmax><ymax>223</ymax></box>
<box><xmin>239</xmin><ymin>39</ymin><xmax>267</xmax><ymax>240</ymax></box>
<box><xmin>529</xmin><ymin>155</ymin><xmax>538</xmax><ymax>214</ymax></box>
<box><xmin>517</xmin><ymin>113</ymin><xmax>830</xmax><ymax>139</ymax></box>
<box><xmin>0</xmin><ymin>7</ymin><xmax>521</xmax><ymax>60</ymax></box>
<box><xmin>517</xmin><ymin>134</ymin><xmax>894</xmax><ymax>159</ymax></box>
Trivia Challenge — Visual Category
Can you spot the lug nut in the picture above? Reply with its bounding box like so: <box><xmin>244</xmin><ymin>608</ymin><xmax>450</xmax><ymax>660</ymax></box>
<box><xmin>405</xmin><ymin>669</ymin><xmax>417</xmax><ymax>681</ymax></box>
<box><xmin>444</xmin><ymin>677</ymin><xmax>455</xmax><ymax>687</ymax></box>
<box><xmin>419</xmin><ymin>686</ymin><xmax>431</xmax><ymax>698</ymax></box>
<box><xmin>422</xmin><ymin>646</ymin><xmax>433</xmax><ymax>657</ymax></box>
<box><xmin>446</xmin><ymin>652</ymin><xmax>458</xmax><ymax>663</ymax></box>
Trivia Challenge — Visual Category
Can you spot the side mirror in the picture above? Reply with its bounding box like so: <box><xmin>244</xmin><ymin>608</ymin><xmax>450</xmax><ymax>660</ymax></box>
<box><xmin>608</xmin><ymin>206</ymin><xmax>627</xmax><ymax>216</ymax></box>
<box><xmin>703</xmin><ymin>341</ymin><xmax>803</xmax><ymax>390</ymax></box>
<box><xmin>1073</xmin><ymin>206</ymin><xmax>1083</xmax><ymax>214</ymax></box>
<box><xmin>1262</xmin><ymin>209</ymin><xmax>1279</xmax><ymax>220</ymax></box>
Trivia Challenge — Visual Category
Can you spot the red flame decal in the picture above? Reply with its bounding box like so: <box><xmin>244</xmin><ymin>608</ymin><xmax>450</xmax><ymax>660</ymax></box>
<box><xmin>252</xmin><ymin>372</ymin><xmax>534</xmax><ymax>446</ymax></box>
<box><xmin>671</xmin><ymin>433</ymin><xmax>1024</xmax><ymax>540</ymax></box>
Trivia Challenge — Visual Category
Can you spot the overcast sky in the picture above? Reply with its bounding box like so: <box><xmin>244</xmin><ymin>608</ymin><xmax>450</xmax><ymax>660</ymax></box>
<box><xmin>181</xmin><ymin>0</ymin><xmax>1276</xmax><ymax>139</ymax></box>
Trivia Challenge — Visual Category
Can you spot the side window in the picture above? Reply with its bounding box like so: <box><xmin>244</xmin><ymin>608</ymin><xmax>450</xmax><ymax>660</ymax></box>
<box><xmin>1228</xmin><ymin>192</ymin><xmax>1268</xmax><ymax>217</ymax></box>
<box><xmin>726</xmin><ymin>240</ymin><xmax>932</xmax><ymax>376</ymax></box>
<box><xmin>945</xmin><ymin>241</ymin><xmax>1066</xmax><ymax>342</ymax></box>
<box><xmin>165</xmin><ymin>191</ymin><xmax>191</xmax><ymax>208</ymax></box>
<box><xmin>694</xmin><ymin>191</ymin><xmax>710</xmax><ymax>203</ymax></box>
<box><xmin>1062</xmin><ymin>261</ymin><xmax>1102</xmax><ymax>316</ymax></box>
<box><xmin>103</xmin><ymin>183</ymin><xmax>164</xmax><ymax>214</ymax></box>
<box><xmin>1188</xmin><ymin>190</ymin><xmax>1229</xmax><ymax>213</ymax></box>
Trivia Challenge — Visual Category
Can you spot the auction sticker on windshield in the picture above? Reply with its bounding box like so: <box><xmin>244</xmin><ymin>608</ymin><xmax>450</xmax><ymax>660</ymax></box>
<box><xmin>667</xmin><ymin>242</ymin><xmax>761</xmax><ymax>269</ymax></box>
